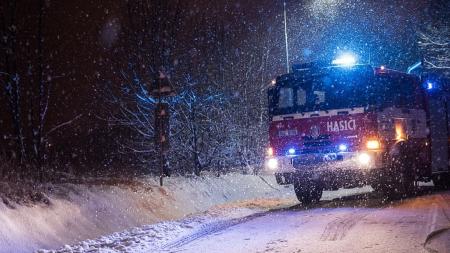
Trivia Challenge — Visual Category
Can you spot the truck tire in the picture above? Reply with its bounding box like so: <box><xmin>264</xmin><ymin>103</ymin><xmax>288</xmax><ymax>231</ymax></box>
<box><xmin>377</xmin><ymin>142</ymin><xmax>416</xmax><ymax>199</ymax></box>
<box><xmin>293</xmin><ymin>178</ymin><xmax>323</xmax><ymax>204</ymax></box>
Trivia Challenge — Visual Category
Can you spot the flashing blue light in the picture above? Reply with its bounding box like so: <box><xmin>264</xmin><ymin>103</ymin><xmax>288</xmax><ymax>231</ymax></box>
<box><xmin>288</xmin><ymin>148</ymin><xmax>296</xmax><ymax>155</ymax></box>
<box><xmin>338</xmin><ymin>144</ymin><xmax>348</xmax><ymax>152</ymax></box>
<box><xmin>332</xmin><ymin>53</ymin><xmax>357</xmax><ymax>66</ymax></box>
<box><xmin>427</xmin><ymin>82</ymin><xmax>434</xmax><ymax>90</ymax></box>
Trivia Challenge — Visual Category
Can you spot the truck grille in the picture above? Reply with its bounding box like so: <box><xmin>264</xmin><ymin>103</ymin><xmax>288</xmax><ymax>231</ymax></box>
<box><xmin>302</xmin><ymin>135</ymin><xmax>334</xmax><ymax>153</ymax></box>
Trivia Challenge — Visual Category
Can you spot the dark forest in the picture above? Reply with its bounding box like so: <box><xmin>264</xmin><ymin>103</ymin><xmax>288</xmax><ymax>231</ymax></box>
<box><xmin>1</xmin><ymin>0</ymin><xmax>448</xmax><ymax>180</ymax></box>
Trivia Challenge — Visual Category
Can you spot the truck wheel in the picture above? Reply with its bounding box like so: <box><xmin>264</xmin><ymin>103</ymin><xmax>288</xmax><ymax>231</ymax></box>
<box><xmin>380</xmin><ymin>143</ymin><xmax>416</xmax><ymax>199</ymax></box>
<box><xmin>389</xmin><ymin>171</ymin><xmax>415</xmax><ymax>198</ymax></box>
<box><xmin>293</xmin><ymin>178</ymin><xmax>323</xmax><ymax>204</ymax></box>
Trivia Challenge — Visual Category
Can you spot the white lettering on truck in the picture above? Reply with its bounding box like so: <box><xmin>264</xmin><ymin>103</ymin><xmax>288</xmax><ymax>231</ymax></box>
<box><xmin>327</xmin><ymin>119</ymin><xmax>356</xmax><ymax>132</ymax></box>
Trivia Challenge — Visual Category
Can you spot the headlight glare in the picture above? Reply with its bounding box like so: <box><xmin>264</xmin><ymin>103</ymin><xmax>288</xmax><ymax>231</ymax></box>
<box><xmin>267</xmin><ymin>158</ymin><xmax>278</xmax><ymax>170</ymax></box>
<box><xmin>358</xmin><ymin>153</ymin><xmax>371</xmax><ymax>165</ymax></box>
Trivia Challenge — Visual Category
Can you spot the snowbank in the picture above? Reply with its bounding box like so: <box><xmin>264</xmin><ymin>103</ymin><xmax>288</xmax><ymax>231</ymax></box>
<box><xmin>37</xmin><ymin>200</ymin><xmax>292</xmax><ymax>253</ymax></box>
<box><xmin>0</xmin><ymin>173</ymin><xmax>296</xmax><ymax>253</ymax></box>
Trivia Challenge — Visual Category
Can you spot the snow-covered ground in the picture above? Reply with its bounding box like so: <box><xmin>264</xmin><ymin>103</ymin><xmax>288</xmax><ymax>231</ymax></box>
<box><xmin>0</xmin><ymin>173</ymin><xmax>296</xmax><ymax>253</ymax></box>
<box><xmin>39</xmin><ymin>187</ymin><xmax>450</xmax><ymax>253</ymax></box>
<box><xmin>36</xmin><ymin>199</ymin><xmax>291</xmax><ymax>253</ymax></box>
<box><xmin>2</xmin><ymin>173</ymin><xmax>449</xmax><ymax>253</ymax></box>
<box><xmin>170</xmin><ymin>191</ymin><xmax>450</xmax><ymax>253</ymax></box>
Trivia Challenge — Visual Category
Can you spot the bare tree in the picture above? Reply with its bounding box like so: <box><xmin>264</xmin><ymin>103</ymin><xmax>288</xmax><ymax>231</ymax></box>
<box><xmin>418</xmin><ymin>0</ymin><xmax>450</xmax><ymax>78</ymax></box>
<box><xmin>170</xmin><ymin>85</ymin><xmax>229</xmax><ymax>175</ymax></box>
<box><xmin>0</xmin><ymin>0</ymin><xmax>55</xmax><ymax>178</ymax></box>
<box><xmin>104</xmin><ymin>0</ymin><xmax>282</xmax><ymax>175</ymax></box>
<box><xmin>0</xmin><ymin>0</ymin><xmax>27</xmax><ymax>162</ymax></box>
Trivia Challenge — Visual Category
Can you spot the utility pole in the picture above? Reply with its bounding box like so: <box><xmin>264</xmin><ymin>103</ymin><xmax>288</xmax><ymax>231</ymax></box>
<box><xmin>283</xmin><ymin>0</ymin><xmax>290</xmax><ymax>73</ymax></box>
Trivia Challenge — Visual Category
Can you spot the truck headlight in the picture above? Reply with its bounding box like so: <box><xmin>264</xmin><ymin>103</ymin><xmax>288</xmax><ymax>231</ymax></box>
<box><xmin>267</xmin><ymin>158</ymin><xmax>278</xmax><ymax>170</ymax></box>
<box><xmin>357</xmin><ymin>153</ymin><xmax>371</xmax><ymax>165</ymax></box>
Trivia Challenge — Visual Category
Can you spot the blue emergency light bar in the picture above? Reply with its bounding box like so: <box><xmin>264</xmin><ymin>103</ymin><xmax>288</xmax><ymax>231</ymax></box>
<box><xmin>332</xmin><ymin>53</ymin><xmax>357</xmax><ymax>66</ymax></box>
<box><xmin>291</xmin><ymin>53</ymin><xmax>359</xmax><ymax>72</ymax></box>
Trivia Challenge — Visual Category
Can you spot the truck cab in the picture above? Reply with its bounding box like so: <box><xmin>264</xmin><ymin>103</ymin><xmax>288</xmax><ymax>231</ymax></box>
<box><xmin>266</xmin><ymin>60</ymin><xmax>450</xmax><ymax>203</ymax></box>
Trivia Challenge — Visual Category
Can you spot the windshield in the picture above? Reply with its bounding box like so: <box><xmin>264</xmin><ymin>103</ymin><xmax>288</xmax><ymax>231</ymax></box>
<box><xmin>269</xmin><ymin>67</ymin><xmax>420</xmax><ymax>116</ymax></box>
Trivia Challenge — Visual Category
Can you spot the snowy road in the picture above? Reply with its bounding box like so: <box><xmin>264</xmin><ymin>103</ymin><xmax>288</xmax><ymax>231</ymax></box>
<box><xmin>165</xmin><ymin>190</ymin><xmax>450</xmax><ymax>253</ymax></box>
<box><xmin>41</xmin><ymin>188</ymin><xmax>450</xmax><ymax>253</ymax></box>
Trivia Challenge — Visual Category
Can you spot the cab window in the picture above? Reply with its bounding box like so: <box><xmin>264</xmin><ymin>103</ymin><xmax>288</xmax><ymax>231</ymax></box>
<box><xmin>278</xmin><ymin>87</ymin><xmax>294</xmax><ymax>108</ymax></box>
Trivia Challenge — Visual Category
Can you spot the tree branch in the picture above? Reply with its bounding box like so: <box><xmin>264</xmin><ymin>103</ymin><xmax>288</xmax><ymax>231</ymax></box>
<box><xmin>45</xmin><ymin>114</ymin><xmax>83</xmax><ymax>137</ymax></box>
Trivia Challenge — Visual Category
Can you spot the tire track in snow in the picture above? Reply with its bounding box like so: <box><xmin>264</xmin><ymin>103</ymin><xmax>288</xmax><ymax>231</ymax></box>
<box><xmin>162</xmin><ymin>211</ymin><xmax>270</xmax><ymax>250</ymax></box>
<box><xmin>320</xmin><ymin>209</ymin><xmax>369</xmax><ymax>241</ymax></box>
<box><xmin>164</xmin><ymin>191</ymin><xmax>383</xmax><ymax>249</ymax></box>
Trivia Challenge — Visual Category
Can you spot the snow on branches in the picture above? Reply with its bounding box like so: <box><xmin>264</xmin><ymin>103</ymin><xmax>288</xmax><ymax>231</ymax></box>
<box><xmin>418</xmin><ymin>1</ymin><xmax>450</xmax><ymax>77</ymax></box>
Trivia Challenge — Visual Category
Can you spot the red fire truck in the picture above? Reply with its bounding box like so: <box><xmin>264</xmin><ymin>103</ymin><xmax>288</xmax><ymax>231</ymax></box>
<box><xmin>266</xmin><ymin>55</ymin><xmax>450</xmax><ymax>203</ymax></box>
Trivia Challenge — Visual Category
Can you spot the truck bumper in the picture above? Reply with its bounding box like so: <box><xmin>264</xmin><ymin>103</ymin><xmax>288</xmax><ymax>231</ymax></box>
<box><xmin>266</xmin><ymin>151</ymin><xmax>384</xmax><ymax>189</ymax></box>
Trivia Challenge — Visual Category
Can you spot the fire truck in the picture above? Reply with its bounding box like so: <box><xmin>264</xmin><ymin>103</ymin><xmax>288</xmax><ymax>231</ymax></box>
<box><xmin>266</xmin><ymin>54</ymin><xmax>450</xmax><ymax>203</ymax></box>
